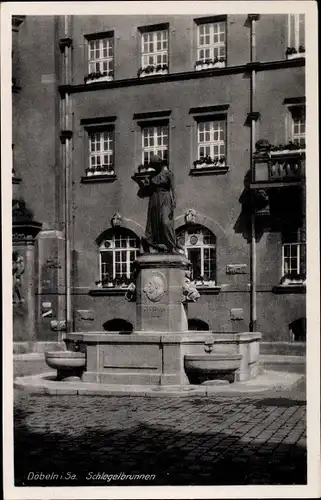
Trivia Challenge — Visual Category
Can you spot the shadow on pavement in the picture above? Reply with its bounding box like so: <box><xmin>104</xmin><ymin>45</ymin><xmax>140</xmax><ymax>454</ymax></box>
<box><xmin>14</xmin><ymin>401</ymin><xmax>307</xmax><ymax>487</ymax></box>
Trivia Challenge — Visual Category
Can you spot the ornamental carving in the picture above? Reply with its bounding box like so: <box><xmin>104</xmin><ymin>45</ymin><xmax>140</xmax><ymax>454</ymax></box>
<box><xmin>143</xmin><ymin>272</ymin><xmax>166</xmax><ymax>302</ymax></box>
<box><xmin>185</xmin><ymin>208</ymin><xmax>197</xmax><ymax>224</ymax></box>
<box><xmin>182</xmin><ymin>277</ymin><xmax>200</xmax><ymax>303</ymax></box>
<box><xmin>111</xmin><ymin>213</ymin><xmax>123</xmax><ymax>227</ymax></box>
<box><xmin>46</xmin><ymin>257</ymin><xmax>62</xmax><ymax>269</ymax></box>
<box><xmin>12</xmin><ymin>251</ymin><xmax>25</xmax><ymax>304</ymax></box>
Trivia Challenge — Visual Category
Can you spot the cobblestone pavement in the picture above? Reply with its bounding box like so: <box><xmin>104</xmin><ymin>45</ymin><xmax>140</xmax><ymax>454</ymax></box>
<box><xmin>14</xmin><ymin>360</ymin><xmax>306</xmax><ymax>487</ymax></box>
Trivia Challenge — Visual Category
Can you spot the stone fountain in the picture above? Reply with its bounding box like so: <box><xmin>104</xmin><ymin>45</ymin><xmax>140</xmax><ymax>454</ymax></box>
<box><xmin>45</xmin><ymin>156</ymin><xmax>261</xmax><ymax>386</ymax></box>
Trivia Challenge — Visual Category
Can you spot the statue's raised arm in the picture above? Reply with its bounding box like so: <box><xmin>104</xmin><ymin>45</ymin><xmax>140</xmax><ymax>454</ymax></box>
<box><xmin>135</xmin><ymin>155</ymin><xmax>183</xmax><ymax>254</ymax></box>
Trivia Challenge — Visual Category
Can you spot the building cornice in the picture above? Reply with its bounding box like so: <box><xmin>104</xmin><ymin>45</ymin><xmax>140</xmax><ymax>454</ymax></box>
<box><xmin>58</xmin><ymin>57</ymin><xmax>305</xmax><ymax>96</ymax></box>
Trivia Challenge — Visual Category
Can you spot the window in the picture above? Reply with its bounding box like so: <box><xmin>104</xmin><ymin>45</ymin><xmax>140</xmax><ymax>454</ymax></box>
<box><xmin>139</xmin><ymin>27</ymin><xmax>168</xmax><ymax>77</ymax></box>
<box><xmin>288</xmin><ymin>14</ymin><xmax>305</xmax><ymax>52</ymax></box>
<box><xmin>282</xmin><ymin>230</ymin><xmax>305</xmax><ymax>278</ymax></box>
<box><xmin>177</xmin><ymin>226</ymin><xmax>216</xmax><ymax>282</ymax></box>
<box><xmin>196</xmin><ymin>20</ymin><xmax>226</xmax><ymax>69</ymax></box>
<box><xmin>88</xmin><ymin>129</ymin><xmax>115</xmax><ymax>175</ymax></box>
<box><xmin>197</xmin><ymin>119</ymin><xmax>226</xmax><ymax>162</ymax></box>
<box><xmin>85</xmin><ymin>34</ymin><xmax>114</xmax><ymax>83</ymax></box>
<box><xmin>99</xmin><ymin>229</ymin><xmax>140</xmax><ymax>285</ymax></box>
<box><xmin>141</xmin><ymin>124</ymin><xmax>168</xmax><ymax>165</ymax></box>
<box><xmin>289</xmin><ymin>106</ymin><xmax>305</xmax><ymax>147</ymax></box>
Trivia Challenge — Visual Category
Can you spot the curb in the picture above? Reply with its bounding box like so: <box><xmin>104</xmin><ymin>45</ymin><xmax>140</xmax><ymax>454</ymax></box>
<box><xmin>14</xmin><ymin>370</ymin><xmax>304</xmax><ymax>397</ymax></box>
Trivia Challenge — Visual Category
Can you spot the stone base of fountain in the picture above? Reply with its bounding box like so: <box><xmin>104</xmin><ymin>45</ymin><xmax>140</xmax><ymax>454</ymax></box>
<box><xmin>63</xmin><ymin>331</ymin><xmax>261</xmax><ymax>385</ymax></box>
<box><xmin>45</xmin><ymin>254</ymin><xmax>262</xmax><ymax>386</ymax></box>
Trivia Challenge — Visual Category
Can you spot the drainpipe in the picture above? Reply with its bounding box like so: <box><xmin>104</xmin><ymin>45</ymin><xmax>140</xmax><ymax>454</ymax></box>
<box><xmin>62</xmin><ymin>15</ymin><xmax>72</xmax><ymax>336</ymax></box>
<box><xmin>249</xmin><ymin>15</ymin><xmax>258</xmax><ymax>332</ymax></box>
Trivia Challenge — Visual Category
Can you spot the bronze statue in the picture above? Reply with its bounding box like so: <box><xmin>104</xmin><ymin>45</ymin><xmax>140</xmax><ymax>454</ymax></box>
<box><xmin>12</xmin><ymin>250</ymin><xmax>25</xmax><ymax>304</ymax></box>
<box><xmin>137</xmin><ymin>155</ymin><xmax>183</xmax><ymax>253</ymax></box>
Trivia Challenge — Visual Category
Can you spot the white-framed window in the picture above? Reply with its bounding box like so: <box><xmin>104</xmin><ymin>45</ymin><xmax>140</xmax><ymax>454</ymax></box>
<box><xmin>177</xmin><ymin>226</ymin><xmax>216</xmax><ymax>282</ymax></box>
<box><xmin>282</xmin><ymin>231</ymin><xmax>305</xmax><ymax>277</ymax></box>
<box><xmin>197</xmin><ymin>119</ymin><xmax>226</xmax><ymax>160</ymax></box>
<box><xmin>197</xmin><ymin>21</ymin><xmax>226</xmax><ymax>63</ymax></box>
<box><xmin>289</xmin><ymin>106</ymin><xmax>305</xmax><ymax>147</ymax></box>
<box><xmin>87</xmin><ymin>36</ymin><xmax>114</xmax><ymax>79</ymax></box>
<box><xmin>141</xmin><ymin>29</ymin><xmax>168</xmax><ymax>69</ymax></box>
<box><xmin>89</xmin><ymin>129</ymin><xmax>114</xmax><ymax>171</ymax></box>
<box><xmin>141</xmin><ymin>124</ymin><xmax>168</xmax><ymax>164</ymax></box>
<box><xmin>99</xmin><ymin>229</ymin><xmax>140</xmax><ymax>284</ymax></box>
<box><xmin>288</xmin><ymin>14</ymin><xmax>305</xmax><ymax>51</ymax></box>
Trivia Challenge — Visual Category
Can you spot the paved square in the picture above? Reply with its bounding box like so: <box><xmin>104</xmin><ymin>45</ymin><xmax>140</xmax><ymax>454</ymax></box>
<box><xmin>14</xmin><ymin>360</ymin><xmax>306</xmax><ymax>486</ymax></box>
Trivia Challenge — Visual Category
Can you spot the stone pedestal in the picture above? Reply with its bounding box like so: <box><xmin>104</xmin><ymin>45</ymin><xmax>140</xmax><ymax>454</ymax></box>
<box><xmin>135</xmin><ymin>253</ymin><xmax>190</xmax><ymax>333</ymax></box>
<box><xmin>36</xmin><ymin>230</ymin><xmax>66</xmax><ymax>341</ymax></box>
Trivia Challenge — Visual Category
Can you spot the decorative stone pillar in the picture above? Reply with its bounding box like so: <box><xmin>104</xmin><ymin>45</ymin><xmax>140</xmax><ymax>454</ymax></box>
<box><xmin>135</xmin><ymin>253</ymin><xmax>190</xmax><ymax>333</ymax></box>
<box><xmin>13</xmin><ymin>220</ymin><xmax>42</xmax><ymax>343</ymax></box>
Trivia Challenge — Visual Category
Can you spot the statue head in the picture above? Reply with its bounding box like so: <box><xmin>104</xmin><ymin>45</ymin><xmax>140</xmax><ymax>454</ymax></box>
<box><xmin>111</xmin><ymin>213</ymin><xmax>122</xmax><ymax>227</ymax></box>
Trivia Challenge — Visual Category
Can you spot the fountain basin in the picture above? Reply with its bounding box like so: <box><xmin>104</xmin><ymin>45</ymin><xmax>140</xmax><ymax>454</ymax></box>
<box><xmin>184</xmin><ymin>353</ymin><xmax>242</xmax><ymax>384</ymax></box>
<box><xmin>45</xmin><ymin>351</ymin><xmax>86</xmax><ymax>381</ymax></box>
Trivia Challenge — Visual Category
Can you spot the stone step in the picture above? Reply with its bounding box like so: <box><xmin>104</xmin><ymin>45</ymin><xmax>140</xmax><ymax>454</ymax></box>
<box><xmin>260</xmin><ymin>342</ymin><xmax>306</xmax><ymax>356</ymax></box>
<box><xmin>261</xmin><ymin>355</ymin><xmax>306</xmax><ymax>374</ymax></box>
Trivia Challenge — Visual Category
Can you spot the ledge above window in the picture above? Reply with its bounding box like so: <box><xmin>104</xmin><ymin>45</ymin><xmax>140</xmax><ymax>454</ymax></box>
<box><xmin>137</xmin><ymin>22</ymin><xmax>169</xmax><ymax>34</ymax></box>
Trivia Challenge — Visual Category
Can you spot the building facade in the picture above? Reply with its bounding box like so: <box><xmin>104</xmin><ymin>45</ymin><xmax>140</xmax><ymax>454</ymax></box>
<box><xmin>12</xmin><ymin>14</ymin><xmax>306</xmax><ymax>349</ymax></box>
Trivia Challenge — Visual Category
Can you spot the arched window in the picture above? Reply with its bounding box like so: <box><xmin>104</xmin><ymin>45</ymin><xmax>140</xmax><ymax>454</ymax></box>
<box><xmin>176</xmin><ymin>225</ymin><xmax>216</xmax><ymax>282</ymax></box>
<box><xmin>99</xmin><ymin>228</ymin><xmax>140</xmax><ymax>285</ymax></box>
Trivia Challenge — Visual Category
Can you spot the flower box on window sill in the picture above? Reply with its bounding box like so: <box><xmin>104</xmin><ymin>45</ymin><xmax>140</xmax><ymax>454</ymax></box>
<box><xmin>193</xmin><ymin>281</ymin><xmax>221</xmax><ymax>294</ymax></box>
<box><xmin>195</xmin><ymin>59</ymin><xmax>226</xmax><ymax>71</ymax></box>
<box><xmin>269</xmin><ymin>142</ymin><xmax>305</xmax><ymax>157</ymax></box>
<box><xmin>188</xmin><ymin>278</ymin><xmax>220</xmax><ymax>294</ymax></box>
<box><xmin>81</xmin><ymin>168</ymin><xmax>116</xmax><ymax>183</ymax></box>
<box><xmin>84</xmin><ymin>72</ymin><xmax>114</xmax><ymax>84</ymax></box>
<box><xmin>190</xmin><ymin>157</ymin><xmax>229</xmax><ymax>176</ymax></box>
<box><xmin>285</xmin><ymin>47</ymin><xmax>305</xmax><ymax>60</ymax></box>
<box><xmin>272</xmin><ymin>273</ymin><xmax>306</xmax><ymax>294</ymax></box>
<box><xmin>137</xmin><ymin>65</ymin><xmax>169</xmax><ymax>78</ymax></box>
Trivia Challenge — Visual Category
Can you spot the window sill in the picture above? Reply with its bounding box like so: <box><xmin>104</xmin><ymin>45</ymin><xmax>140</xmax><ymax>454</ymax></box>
<box><xmin>89</xmin><ymin>287</ymin><xmax>129</xmax><ymax>296</ymax></box>
<box><xmin>81</xmin><ymin>174</ymin><xmax>117</xmax><ymax>183</ymax></box>
<box><xmin>272</xmin><ymin>284</ymin><xmax>306</xmax><ymax>294</ymax></box>
<box><xmin>195</xmin><ymin>285</ymin><xmax>221</xmax><ymax>295</ymax></box>
<box><xmin>189</xmin><ymin>165</ymin><xmax>229</xmax><ymax>176</ymax></box>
